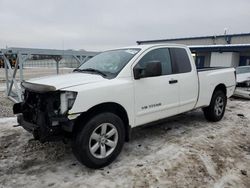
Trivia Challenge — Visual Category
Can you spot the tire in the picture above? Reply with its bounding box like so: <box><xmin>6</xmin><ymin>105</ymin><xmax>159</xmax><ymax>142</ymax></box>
<box><xmin>72</xmin><ymin>112</ymin><xmax>125</xmax><ymax>169</ymax></box>
<box><xmin>203</xmin><ymin>90</ymin><xmax>227</xmax><ymax>122</ymax></box>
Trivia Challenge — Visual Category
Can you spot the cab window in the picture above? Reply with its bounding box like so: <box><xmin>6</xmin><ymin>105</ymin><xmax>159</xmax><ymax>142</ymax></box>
<box><xmin>137</xmin><ymin>48</ymin><xmax>172</xmax><ymax>76</ymax></box>
<box><xmin>170</xmin><ymin>48</ymin><xmax>191</xmax><ymax>73</ymax></box>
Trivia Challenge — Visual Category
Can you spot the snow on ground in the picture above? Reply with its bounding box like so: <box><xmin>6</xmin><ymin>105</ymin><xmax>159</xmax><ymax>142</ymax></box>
<box><xmin>0</xmin><ymin>86</ymin><xmax>5</xmax><ymax>92</ymax></box>
<box><xmin>0</xmin><ymin>99</ymin><xmax>250</xmax><ymax>188</ymax></box>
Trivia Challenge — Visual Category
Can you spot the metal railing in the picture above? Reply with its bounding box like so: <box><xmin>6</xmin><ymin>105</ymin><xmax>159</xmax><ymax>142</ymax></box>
<box><xmin>0</xmin><ymin>47</ymin><xmax>98</xmax><ymax>103</ymax></box>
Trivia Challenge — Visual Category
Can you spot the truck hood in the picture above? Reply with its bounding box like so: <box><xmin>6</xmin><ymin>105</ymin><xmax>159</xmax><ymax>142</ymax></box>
<box><xmin>22</xmin><ymin>73</ymin><xmax>106</xmax><ymax>92</ymax></box>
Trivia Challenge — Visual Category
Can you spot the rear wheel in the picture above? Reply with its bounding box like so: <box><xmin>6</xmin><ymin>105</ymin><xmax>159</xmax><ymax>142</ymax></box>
<box><xmin>203</xmin><ymin>90</ymin><xmax>227</xmax><ymax>122</ymax></box>
<box><xmin>72</xmin><ymin>112</ymin><xmax>125</xmax><ymax>169</ymax></box>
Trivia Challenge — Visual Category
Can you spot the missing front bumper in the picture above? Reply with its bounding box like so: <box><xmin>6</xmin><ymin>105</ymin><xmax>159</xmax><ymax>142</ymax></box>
<box><xmin>17</xmin><ymin>115</ymin><xmax>39</xmax><ymax>133</ymax></box>
<box><xmin>17</xmin><ymin>114</ymin><xmax>75</xmax><ymax>142</ymax></box>
<box><xmin>13</xmin><ymin>90</ymin><xmax>76</xmax><ymax>142</ymax></box>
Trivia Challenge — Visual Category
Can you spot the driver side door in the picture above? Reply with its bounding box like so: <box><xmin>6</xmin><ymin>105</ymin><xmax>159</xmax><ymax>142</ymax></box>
<box><xmin>133</xmin><ymin>47</ymin><xmax>179</xmax><ymax>126</ymax></box>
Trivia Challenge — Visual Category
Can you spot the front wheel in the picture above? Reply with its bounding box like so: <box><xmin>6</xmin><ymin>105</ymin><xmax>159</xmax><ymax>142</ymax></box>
<box><xmin>72</xmin><ymin>112</ymin><xmax>125</xmax><ymax>169</ymax></box>
<box><xmin>203</xmin><ymin>90</ymin><xmax>227</xmax><ymax>122</ymax></box>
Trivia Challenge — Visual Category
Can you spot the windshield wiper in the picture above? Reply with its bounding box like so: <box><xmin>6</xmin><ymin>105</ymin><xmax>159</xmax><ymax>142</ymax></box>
<box><xmin>73</xmin><ymin>68</ymin><xmax>107</xmax><ymax>77</ymax></box>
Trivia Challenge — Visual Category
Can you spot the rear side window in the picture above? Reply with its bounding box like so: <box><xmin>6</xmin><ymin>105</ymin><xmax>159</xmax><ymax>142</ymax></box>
<box><xmin>170</xmin><ymin>48</ymin><xmax>191</xmax><ymax>73</ymax></box>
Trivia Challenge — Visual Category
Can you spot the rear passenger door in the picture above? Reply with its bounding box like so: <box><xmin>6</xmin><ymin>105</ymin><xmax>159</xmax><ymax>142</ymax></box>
<box><xmin>133</xmin><ymin>47</ymin><xmax>179</xmax><ymax>126</ymax></box>
<box><xmin>170</xmin><ymin>48</ymin><xmax>199</xmax><ymax>113</ymax></box>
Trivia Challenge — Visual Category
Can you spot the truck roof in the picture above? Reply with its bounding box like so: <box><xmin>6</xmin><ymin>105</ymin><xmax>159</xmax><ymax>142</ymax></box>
<box><xmin>109</xmin><ymin>43</ymin><xmax>188</xmax><ymax>51</ymax></box>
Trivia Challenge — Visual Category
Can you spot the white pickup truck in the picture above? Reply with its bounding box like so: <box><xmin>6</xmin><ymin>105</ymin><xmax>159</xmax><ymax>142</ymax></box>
<box><xmin>14</xmin><ymin>44</ymin><xmax>236</xmax><ymax>168</ymax></box>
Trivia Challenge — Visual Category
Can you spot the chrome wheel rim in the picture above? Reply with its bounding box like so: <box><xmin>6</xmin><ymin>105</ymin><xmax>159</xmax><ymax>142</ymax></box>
<box><xmin>89</xmin><ymin>123</ymin><xmax>118</xmax><ymax>159</ymax></box>
<box><xmin>214</xmin><ymin>96</ymin><xmax>224</xmax><ymax>116</ymax></box>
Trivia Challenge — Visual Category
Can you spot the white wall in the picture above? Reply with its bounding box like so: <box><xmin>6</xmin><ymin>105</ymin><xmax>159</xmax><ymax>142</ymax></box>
<box><xmin>231</xmin><ymin>52</ymin><xmax>240</xmax><ymax>67</ymax></box>
<box><xmin>210</xmin><ymin>52</ymin><xmax>239</xmax><ymax>67</ymax></box>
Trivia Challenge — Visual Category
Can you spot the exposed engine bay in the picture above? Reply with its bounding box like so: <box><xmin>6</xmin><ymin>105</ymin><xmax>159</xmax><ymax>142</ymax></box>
<box><xmin>13</xmin><ymin>84</ymin><xmax>77</xmax><ymax>142</ymax></box>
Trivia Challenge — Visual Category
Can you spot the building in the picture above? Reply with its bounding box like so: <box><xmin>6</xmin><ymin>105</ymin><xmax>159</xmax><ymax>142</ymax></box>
<box><xmin>137</xmin><ymin>33</ymin><xmax>250</xmax><ymax>68</ymax></box>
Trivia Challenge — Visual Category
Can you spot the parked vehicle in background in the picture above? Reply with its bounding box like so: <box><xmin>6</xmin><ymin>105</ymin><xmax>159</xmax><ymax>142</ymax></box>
<box><xmin>236</xmin><ymin>66</ymin><xmax>250</xmax><ymax>87</ymax></box>
<box><xmin>234</xmin><ymin>87</ymin><xmax>250</xmax><ymax>99</ymax></box>
<box><xmin>0</xmin><ymin>59</ymin><xmax>4</xmax><ymax>68</ymax></box>
<box><xmin>0</xmin><ymin>58</ymin><xmax>17</xmax><ymax>68</ymax></box>
<box><xmin>13</xmin><ymin>44</ymin><xmax>236</xmax><ymax>168</ymax></box>
<box><xmin>233</xmin><ymin>66</ymin><xmax>250</xmax><ymax>99</ymax></box>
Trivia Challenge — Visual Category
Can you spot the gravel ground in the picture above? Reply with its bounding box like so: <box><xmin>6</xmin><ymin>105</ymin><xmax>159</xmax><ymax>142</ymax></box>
<box><xmin>0</xmin><ymin>91</ymin><xmax>14</xmax><ymax>118</ymax></box>
<box><xmin>0</xmin><ymin>98</ymin><xmax>249</xmax><ymax>188</ymax></box>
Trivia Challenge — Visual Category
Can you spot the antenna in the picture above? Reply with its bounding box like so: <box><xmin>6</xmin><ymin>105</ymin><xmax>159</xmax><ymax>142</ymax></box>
<box><xmin>62</xmin><ymin>39</ymin><xmax>64</xmax><ymax>51</ymax></box>
<box><xmin>224</xmin><ymin>28</ymin><xmax>228</xmax><ymax>35</ymax></box>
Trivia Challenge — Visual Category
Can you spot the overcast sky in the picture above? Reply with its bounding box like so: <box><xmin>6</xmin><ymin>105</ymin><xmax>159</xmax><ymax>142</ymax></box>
<box><xmin>0</xmin><ymin>0</ymin><xmax>249</xmax><ymax>51</ymax></box>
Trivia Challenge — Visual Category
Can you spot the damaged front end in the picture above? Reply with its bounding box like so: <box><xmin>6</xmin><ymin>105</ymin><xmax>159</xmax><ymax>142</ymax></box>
<box><xmin>13</xmin><ymin>82</ymin><xmax>78</xmax><ymax>142</ymax></box>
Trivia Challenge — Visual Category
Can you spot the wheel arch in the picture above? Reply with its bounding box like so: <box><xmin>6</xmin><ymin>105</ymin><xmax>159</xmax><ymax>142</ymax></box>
<box><xmin>203</xmin><ymin>83</ymin><xmax>227</xmax><ymax>122</ymax></box>
<box><xmin>208</xmin><ymin>83</ymin><xmax>227</xmax><ymax>105</ymax></box>
<box><xmin>214</xmin><ymin>83</ymin><xmax>227</xmax><ymax>96</ymax></box>
<box><xmin>73</xmin><ymin>102</ymin><xmax>131</xmax><ymax>142</ymax></box>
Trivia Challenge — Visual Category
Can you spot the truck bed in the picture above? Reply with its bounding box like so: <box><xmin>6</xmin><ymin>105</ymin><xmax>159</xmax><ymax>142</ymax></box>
<box><xmin>195</xmin><ymin>67</ymin><xmax>236</xmax><ymax>108</ymax></box>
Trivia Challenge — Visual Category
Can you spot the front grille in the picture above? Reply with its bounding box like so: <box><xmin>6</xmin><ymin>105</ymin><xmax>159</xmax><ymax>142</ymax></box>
<box><xmin>22</xmin><ymin>90</ymin><xmax>60</xmax><ymax>124</ymax></box>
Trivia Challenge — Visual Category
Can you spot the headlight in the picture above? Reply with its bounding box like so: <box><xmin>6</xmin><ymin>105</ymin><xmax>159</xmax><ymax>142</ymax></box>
<box><xmin>60</xmin><ymin>91</ymin><xmax>77</xmax><ymax>114</ymax></box>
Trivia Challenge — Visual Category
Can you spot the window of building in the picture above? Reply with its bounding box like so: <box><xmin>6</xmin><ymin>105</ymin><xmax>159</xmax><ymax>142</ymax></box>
<box><xmin>240</xmin><ymin>56</ymin><xmax>250</xmax><ymax>66</ymax></box>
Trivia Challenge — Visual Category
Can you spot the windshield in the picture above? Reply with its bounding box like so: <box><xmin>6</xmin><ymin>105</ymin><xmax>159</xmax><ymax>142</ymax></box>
<box><xmin>236</xmin><ymin>66</ymin><xmax>250</xmax><ymax>74</ymax></box>
<box><xmin>76</xmin><ymin>48</ymin><xmax>140</xmax><ymax>78</ymax></box>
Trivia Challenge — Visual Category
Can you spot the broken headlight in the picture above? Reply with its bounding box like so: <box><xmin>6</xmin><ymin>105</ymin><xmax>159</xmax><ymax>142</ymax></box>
<box><xmin>60</xmin><ymin>91</ymin><xmax>77</xmax><ymax>114</ymax></box>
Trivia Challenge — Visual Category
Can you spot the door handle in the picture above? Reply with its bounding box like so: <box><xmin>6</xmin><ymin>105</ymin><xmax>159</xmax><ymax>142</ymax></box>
<box><xmin>169</xmin><ymin>79</ymin><xmax>178</xmax><ymax>84</ymax></box>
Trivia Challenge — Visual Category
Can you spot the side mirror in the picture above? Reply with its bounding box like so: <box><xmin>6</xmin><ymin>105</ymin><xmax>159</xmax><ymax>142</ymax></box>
<box><xmin>134</xmin><ymin>61</ymin><xmax>162</xmax><ymax>79</ymax></box>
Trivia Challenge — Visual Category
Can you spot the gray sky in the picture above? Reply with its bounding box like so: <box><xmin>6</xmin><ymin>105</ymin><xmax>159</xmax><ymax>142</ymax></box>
<box><xmin>0</xmin><ymin>0</ymin><xmax>249</xmax><ymax>51</ymax></box>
